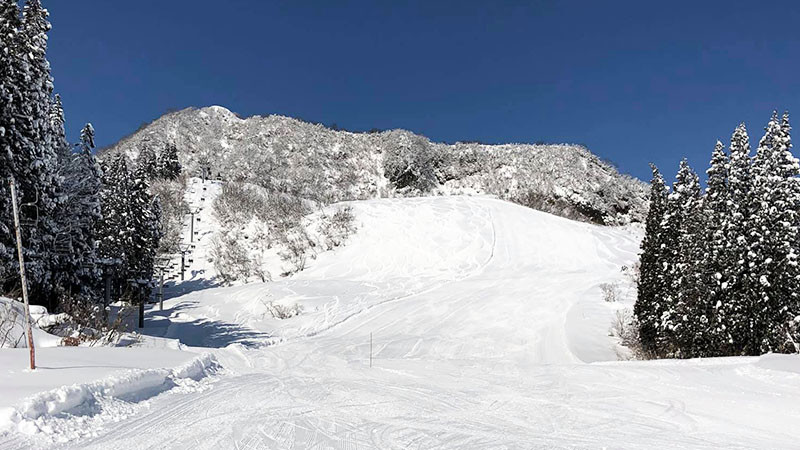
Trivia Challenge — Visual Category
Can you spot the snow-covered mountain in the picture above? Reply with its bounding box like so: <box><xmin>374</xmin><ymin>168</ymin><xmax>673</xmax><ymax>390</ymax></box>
<box><xmin>101</xmin><ymin>106</ymin><xmax>647</xmax><ymax>225</ymax></box>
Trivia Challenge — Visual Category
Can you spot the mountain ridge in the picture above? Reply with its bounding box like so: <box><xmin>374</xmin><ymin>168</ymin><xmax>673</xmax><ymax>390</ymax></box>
<box><xmin>102</xmin><ymin>105</ymin><xmax>648</xmax><ymax>225</ymax></box>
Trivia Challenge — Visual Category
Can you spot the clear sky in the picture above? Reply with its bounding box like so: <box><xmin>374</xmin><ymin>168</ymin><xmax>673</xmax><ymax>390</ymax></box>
<box><xmin>45</xmin><ymin>0</ymin><xmax>800</xmax><ymax>181</ymax></box>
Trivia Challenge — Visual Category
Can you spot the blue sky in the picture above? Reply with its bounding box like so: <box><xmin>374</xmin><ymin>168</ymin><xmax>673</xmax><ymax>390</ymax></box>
<box><xmin>45</xmin><ymin>0</ymin><xmax>800</xmax><ymax>181</ymax></box>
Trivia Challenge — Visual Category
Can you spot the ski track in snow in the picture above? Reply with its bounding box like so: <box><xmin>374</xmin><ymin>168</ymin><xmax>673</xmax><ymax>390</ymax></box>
<box><xmin>2</xmin><ymin>195</ymin><xmax>800</xmax><ymax>449</ymax></box>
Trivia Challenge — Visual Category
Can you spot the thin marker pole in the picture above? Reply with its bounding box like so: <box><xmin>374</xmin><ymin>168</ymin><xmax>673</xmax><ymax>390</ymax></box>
<box><xmin>10</xmin><ymin>178</ymin><xmax>35</xmax><ymax>370</ymax></box>
<box><xmin>370</xmin><ymin>332</ymin><xmax>372</xmax><ymax>368</ymax></box>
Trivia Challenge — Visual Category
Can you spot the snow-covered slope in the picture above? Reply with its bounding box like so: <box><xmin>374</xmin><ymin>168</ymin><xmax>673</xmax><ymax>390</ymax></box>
<box><xmin>3</xmin><ymin>196</ymin><xmax>798</xmax><ymax>449</ymax></box>
<box><xmin>101</xmin><ymin>106</ymin><xmax>648</xmax><ymax>225</ymax></box>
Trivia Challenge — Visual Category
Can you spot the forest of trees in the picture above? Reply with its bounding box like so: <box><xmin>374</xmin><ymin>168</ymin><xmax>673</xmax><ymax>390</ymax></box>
<box><xmin>635</xmin><ymin>112</ymin><xmax>800</xmax><ymax>358</ymax></box>
<box><xmin>0</xmin><ymin>1</ymin><xmax>179</xmax><ymax>320</ymax></box>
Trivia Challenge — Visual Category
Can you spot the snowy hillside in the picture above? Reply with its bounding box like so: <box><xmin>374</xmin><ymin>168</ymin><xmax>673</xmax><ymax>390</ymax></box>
<box><xmin>102</xmin><ymin>106</ymin><xmax>648</xmax><ymax>225</ymax></box>
<box><xmin>2</xmin><ymin>196</ymin><xmax>798</xmax><ymax>449</ymax></box>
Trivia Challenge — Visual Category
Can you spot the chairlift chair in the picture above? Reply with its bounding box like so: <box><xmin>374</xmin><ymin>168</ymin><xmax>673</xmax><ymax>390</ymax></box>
<box><xmin>18</xmin><ymin>187</ymin><xmax>39</xmax><ymax>227</ymax></box>
<box><xmin>53</xmin><ymin>232</ymin><xmax>73</xmax><ymax>255</ymax></box>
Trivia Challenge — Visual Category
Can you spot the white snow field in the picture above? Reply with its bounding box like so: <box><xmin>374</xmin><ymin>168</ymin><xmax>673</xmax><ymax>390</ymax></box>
<box><xmin>2</xmin><ymin>195</ymin><xmax>800</xmax><ymax>449</ymax></box>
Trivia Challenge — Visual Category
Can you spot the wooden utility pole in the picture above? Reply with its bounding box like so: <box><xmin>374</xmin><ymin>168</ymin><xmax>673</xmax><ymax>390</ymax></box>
<box><xmin>158</xmin><ymin>271</ymin><xmax>164</xmax><ymax>311</ymax></box>
<box><xmin>9</xmin><ymin>178</ymin><xmax>36</xmax><ymax>370</ymax></box>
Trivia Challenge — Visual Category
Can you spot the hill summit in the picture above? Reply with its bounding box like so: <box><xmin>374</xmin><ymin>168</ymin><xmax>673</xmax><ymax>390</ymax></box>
<box><xmin>102</xmin><ymin>106</ymin><xmax>647</xmax><ymax>225</ymax></box>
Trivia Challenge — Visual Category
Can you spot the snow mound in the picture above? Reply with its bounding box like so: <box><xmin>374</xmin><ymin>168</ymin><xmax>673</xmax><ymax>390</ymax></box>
<box><xmin>0</xmin><ymin>353</ymin><xmax>218</xmax><ymax>441</ymax></box>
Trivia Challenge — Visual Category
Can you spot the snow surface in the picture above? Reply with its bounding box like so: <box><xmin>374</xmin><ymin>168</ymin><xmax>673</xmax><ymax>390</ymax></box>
<box><xmin>2</xmin><ymin>195</ymin><xmax>800</xmax><ymax>448</ymax></box>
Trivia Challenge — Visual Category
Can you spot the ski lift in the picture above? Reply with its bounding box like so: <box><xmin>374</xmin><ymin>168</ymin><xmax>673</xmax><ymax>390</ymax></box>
<box><xmin>53</xmin><ymin>231</ymin><xmax>74</xmax><ymax>255</ymax></box>
<box><xmin>154</xmin><ymin>256</ymin><xmax>172</xmax><ymax>271</ymax></box>
<box><xmin>19</xmin><ymin>188</ymin><xmax>39</xmax><ymax>228</ymax></box>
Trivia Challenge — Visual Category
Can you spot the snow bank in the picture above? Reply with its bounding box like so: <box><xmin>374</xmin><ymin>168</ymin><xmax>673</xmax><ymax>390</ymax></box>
<box><xmin>0</xmin><ymin>297</ymin><xmax>63</xmax><ymax>349</ymax></box>
<box><xmin>0</xmin><ymin>353</ymin><xmax>218</xmax><ymax>437</ymax></box>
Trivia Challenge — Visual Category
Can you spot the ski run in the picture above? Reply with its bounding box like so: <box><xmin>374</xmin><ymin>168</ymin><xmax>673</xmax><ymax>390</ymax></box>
<box><xmin>2</xmin><ymin>192</ymin><xmax>799</xmax><ymax>449</ymax></box>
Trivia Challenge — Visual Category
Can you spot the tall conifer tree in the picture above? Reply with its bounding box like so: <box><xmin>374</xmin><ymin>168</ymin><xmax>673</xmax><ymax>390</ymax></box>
<box><xmin>666</xmin><ymin>160</ymin><xmax>705</xmax><ymax>357</ymax></box>
<box><xmin>0</xmin><ymin>0</ymin><xmax>22</xmax><ymax>287</ymax></box>
<box><xmin>702</xmin><ymin>141</ymin><xmax>732</xmax><ymax>353</ymax></box>
<box><xmin>635</xmin><ymin>164</ymin><xmax>669</xmax><ymax>356</ymax></box>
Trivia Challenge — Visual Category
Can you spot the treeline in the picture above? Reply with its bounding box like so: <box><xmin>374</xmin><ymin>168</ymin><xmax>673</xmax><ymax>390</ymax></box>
<box><xmin>0</xmin><ymin>1</ymin><xmax>180</xmax><ymax>315</ymax></box>
<box><xmin>635</xmin><ymin>112</ymin><xmax>800</xmax><ymax>358</ymax></box>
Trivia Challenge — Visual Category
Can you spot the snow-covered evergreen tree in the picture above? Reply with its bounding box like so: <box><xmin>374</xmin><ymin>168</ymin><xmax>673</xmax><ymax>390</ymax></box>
<box><xmin>748</xmin><ymin>112</ymin><xmax>800</xmax><ymax>353</ymax></box>
<box><xmin>719</xmin><ymin>123</ymin><xmax>756</xmax><ymax>354</ymax></box>
<box><xmin>662</xmin><ymin>160</ymin><xmax>706</xmax><ymax>357</ymax></box>
<box><xmin>0</xmin><ymin>0</ymin><xmax>63</xmax><ymax>303</ymax></box>
<box><xmin>137</xmin><ymin>146</ymin><xmax>159</xmax><ymax>179</ymax></box>
<box><xmin>635</xmin><ymin>164</ymin><xmax>669</xmax><ymax>356</ymax></box>
<box><xmin>636</xmin><ymin>114</ymin><xmax>800</xmax><ymax>358</ymax></box>
<box><xmin>157</xmin><ymin>143</ymin><xmax>181</xmax><ymax>180</ymax></box>
<box><xmin>51</xmin><ymin>118</ymin><xmax>104</xmax><ymax>300</ymax></box>
<box><xmin>0</xmin><ymin>0</ymin><xmax>23</xmax><ymax>289</ymax></box>
<box><xmin>701</xmin><ymin>141</ymin><xmax>732</xmax><ymax>354</ymax></box>
<box><xmin>98</xmin><ymin>155</ymin><xmax>161</xmax><ymax>303</ymax></box>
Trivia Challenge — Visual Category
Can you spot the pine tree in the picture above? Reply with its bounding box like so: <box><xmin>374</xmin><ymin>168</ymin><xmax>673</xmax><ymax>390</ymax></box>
<box><xmin>663</xmin><ymin>160</ymin><xmax>706</xmax><ymax>357</ymax></box>
<box><xmin>49</xmin><ymin>93</ymin><xmax>67</xmax><ymax>150</ymax></box>
<box><xmin>702</xmin><ymin>141</ymin><xmax>732</xmax><ymax>354</ymax></box>
<box><xmin>0</xmin><ymin>0</ymin><xmax>23</xmax><ymax>288</ymax></box>
<box><xmin>17</xmin><ymin>0</ymin><xmax>62</xmax><ymax>302</ymax></box>
<box><xmin>635</xmin><ymin>164</ymin><xmax>669</xmax><ymax>356</ymax></box>
<box><xmin>51</xmin><ymin>119</ymin><xmax>104</xmax><ymax>300</ymax></box>
<box><xmin>0</xmin><ymin>0</ymin><xmax>63</xmax><ymax>302</ymax></box>
<box><xmin>157</xmin><ymin>143</ymin><xmax>181</xmax><ymax>180</ymax></box>
<box><xmin>721</xmin><ymin>123</ymin><xmax>756</xmax><ymax>354</ymax></box>
<box><xmin>137</xmin><ymin>146</ymin><xmax>159</xmax><ymax>179</ymax></box>
<box><xmin>98</xmin><ymin>155</ymin><xmax>161</xmax><ymax>303</ymax></box>
<box><xmin>749</xmin><ymin>112</ymin><xmax>800</xmax><ymax>352</ymax></box>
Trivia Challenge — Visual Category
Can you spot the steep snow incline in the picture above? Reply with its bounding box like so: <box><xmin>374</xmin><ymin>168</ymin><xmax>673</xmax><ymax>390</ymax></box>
<box><xmin>2</xmin><ymin>196</ymin><xmax>799</xmax><ymax>449</ymax></box>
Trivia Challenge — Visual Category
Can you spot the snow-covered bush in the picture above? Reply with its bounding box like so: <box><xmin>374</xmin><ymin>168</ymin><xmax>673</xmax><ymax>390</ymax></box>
<box><xmin>210</xmin><ymin>233</ymin><xmax>256</xmax><ymax>284</ymax></box>
<box><xmin>621</xmin><ymin>262</ymin><xmax>640</xmax><ymax>287</ymax></box>
<box><xmin>279</xmin><ymin>229</ymin><xmax>312</xmax><ymax>276</ymax></box>
<box><xmin>382</xmin><ymin>133</ymin><xmax>443</xmax><ymax>192</ymax></box>
<box><xmin>599</xmin><ymin>282</ymin><xmax>620</xmax><ymax>303</ymax></box>
<box><xmin>213</xmin><ymin>182</ymin><xmax>266</xmax><ymax>226</ymax></box>
<box><xmin>51</xmin><ymin>294</ymin><xmax>126</xmax><ymax>347</ymax></box>
<box><xmin>212</xmin><ymin>181</ymin><xmax>316</xmax><ymax>283</ymax></box>
<box><xmin>266</xmin><ymin>301</ymin><xmax>303</xmax><ymax>320</ymax></box>
<box><xmin>150</xmin><ymin>176</ymin><xmax>189</xmax><ymax>255</ymax></box>
<box><xmin>318</xmin><ymin>206</ymin><xmax>357</xmax><ymax>250</ymax></box>
<box><xmin>611</xmin><ymin>309</ymin><xmax>646</xmax><ymax>360</ymax></box>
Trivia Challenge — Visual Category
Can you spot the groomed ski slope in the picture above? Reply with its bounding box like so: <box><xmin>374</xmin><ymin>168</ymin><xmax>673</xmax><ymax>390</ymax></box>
<box><xmin>4</xmin><ymin>196</ymin><xmax>800</xmax><ymax>449</ymax></box>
